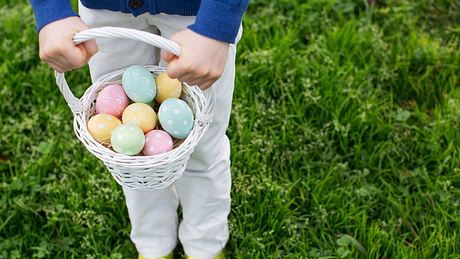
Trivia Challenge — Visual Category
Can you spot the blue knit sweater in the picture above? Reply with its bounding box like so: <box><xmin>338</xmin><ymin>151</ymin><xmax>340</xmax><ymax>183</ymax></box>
<box><xmin>29</xmin><ymin>0</ymin><xmax>249</xmax><ymax>43</ymax></box>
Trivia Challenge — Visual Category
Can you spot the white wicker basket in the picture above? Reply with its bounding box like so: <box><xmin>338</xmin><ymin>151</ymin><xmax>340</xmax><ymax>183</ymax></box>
<box><xmin>55</xmin><ymin>27</ymin><xmax>214</xmax><ymax>190</ymax></box>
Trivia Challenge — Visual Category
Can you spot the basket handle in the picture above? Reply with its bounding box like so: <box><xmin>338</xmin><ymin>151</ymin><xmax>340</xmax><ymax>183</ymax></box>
<box><xmin>55</xmin><ymin>27</ymin><xmax>182</xmax><ymax>113</ymax></box>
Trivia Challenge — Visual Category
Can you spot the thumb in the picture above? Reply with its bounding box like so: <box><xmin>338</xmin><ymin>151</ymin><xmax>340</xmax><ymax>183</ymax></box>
<box><xmin>76</xmin><ymin>44</ymin><xmax>90</xmax><ymax>64</ymax></box>
<box><xmin>76</xmin><ymin>40</ymin><xmax>98</xmax><ymax>64</ymax></box>
<box><xmin>84</xmin><ymin>39</ymin><xmax>98</xmax><ymax>58</ymax></box>
<box><xmin>161</xmin><ymin>50</ymin><xmax>177</xmax><ymax>63</ymax></box>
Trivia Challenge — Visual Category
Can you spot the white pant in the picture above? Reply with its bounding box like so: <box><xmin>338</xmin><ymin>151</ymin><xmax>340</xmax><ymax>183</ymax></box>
<box><xmin>79</xmin><ymin>4</ymin><xmax>241</xmax><ymax>259</ymax></box>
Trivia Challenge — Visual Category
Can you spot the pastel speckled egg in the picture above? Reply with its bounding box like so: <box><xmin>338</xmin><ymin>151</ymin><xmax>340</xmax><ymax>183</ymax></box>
<box><xmin>155</xmin><ymin>72</ymin><xmax>182</xmax><ymax>103</ymax></box>
<box><xmin>122</xmin><ymin>103</ymin><xmax>157</xmax><ymax>133</ymax></box>
<box><xmin>143</xmin><ymin>130</ymin><xmax>174</xmax><ymax>156</ymax></box>
<box><xmin>111</xmin><ymin>124</ymin><xmax>145</xmax><ymax>155</ymax></box>
<box><xmin>95</xmin><ymin>84</ymin><xmax>129</xmax><ymax>117</ymax></box>
<box><xmin>87</xmin><ymin>114</ymin><xmax>122</xmax><ymax>146</ymax></box>
<box><xmin>158</xmin><ymin>98</ymin><xmax>194</xmax><ymax>139</ymax></box>
<box><xmin>122</xmin><ymin>65</ymin><xmax>156</xmax><ymax>103</ymax></box>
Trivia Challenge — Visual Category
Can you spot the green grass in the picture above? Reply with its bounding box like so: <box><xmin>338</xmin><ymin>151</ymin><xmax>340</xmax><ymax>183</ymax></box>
<box><xmin>1</xmin><ymin>0</ymin><xmax>460</xmax><ymax>258</ymax></box>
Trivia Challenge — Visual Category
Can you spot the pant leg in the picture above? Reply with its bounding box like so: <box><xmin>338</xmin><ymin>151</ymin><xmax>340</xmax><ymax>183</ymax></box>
<box><xmin>147</xmin><ymin>14</ymin><xmax>242</xmax><ymax>259</ymax></box>
<box><xmin>122</xmin><ymin>187</ymin><xmax>179</xmax><ymax>257</ymax></box>
<box><xmin>79</xmin><ymin>4</ymin><xmax>179</xmax><ymax>257</ymax></box>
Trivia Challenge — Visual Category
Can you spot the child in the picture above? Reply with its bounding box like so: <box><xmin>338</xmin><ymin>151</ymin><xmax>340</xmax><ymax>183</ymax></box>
<box><xmin>29</xmin><ymin>1</ymin><xmax>249</xmax><ymax>259</ymax></box>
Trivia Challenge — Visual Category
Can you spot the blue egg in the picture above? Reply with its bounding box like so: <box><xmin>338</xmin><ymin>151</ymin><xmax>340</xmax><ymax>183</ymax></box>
<box><xmin>122</xmin><ymin>65</ymin><xmax>156</xmax><ymax>103</ymax></box>
<box><xmin>158</xmin><ymin>98</ymin><xmax>194</xmax><ymax>139</ymax></box>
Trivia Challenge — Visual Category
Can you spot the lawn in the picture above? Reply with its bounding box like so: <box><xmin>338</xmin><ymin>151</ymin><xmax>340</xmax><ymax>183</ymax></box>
<box><xmin>1</xmin><ymin>0</ymin><xmax>460</xmax><ymax>258</ymax></box>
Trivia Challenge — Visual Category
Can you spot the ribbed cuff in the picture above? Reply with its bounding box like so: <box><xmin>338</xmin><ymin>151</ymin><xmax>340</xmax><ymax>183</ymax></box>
<box><xmin>187</xmin><ymin>0</ymin><xmax>248</xmax><ymax>43</ymax></box>
<box><xmin>29</xmin><ymin>0</ymin><xmax>79</xmax><ymax>32</ymax></box>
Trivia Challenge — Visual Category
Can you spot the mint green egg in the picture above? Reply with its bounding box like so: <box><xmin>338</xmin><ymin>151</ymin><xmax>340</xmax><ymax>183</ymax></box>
<box><xmin>111</xmin><ymin>124</ymin><xmax>145</xmax><ymax>155</ymax></box>
<box><xmin>122</xmin><ymin>65</ymin><xmax>156</xmax><ymax>103</ymax></box>
<box><xmin>158</xmin><ymin>98</ymin><xmax>194</xmax><ymax>139</ymax></box>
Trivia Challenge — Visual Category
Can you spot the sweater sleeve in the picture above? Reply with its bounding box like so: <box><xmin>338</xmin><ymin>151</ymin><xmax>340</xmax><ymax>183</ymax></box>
<box><xmin>187</xmin><ymin>0</ymin><xmax>249</xmax><ymax>44</ymax></box>
<box><xmin>29</xmin><ymin>0</ymin><xmax>79</xmax><ymax>32</ymax></box>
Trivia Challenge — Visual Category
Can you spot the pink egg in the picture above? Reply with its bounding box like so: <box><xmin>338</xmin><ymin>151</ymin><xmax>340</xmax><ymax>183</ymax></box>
<box><xmin>96</xmin><ymin>84</ymin><xmax>129</xmax><ymax>118</ymax></box>
<box><xmin>143</xmin><ymin>130</ymin><xmax>174</xmax><ymax>156</ymax></box>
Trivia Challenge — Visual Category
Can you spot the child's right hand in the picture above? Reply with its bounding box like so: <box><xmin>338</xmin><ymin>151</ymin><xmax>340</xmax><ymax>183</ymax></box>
<box><xmin>38</xmin><ymin>16</ymin><xmax>98</xmax><ymax>73</ymax></box>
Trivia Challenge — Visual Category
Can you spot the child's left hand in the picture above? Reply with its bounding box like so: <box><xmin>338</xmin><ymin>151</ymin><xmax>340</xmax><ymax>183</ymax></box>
<box><xmin>161</xmin><ymin>29</ymin><xmax>229</xmax><ymax>90</ymax></box>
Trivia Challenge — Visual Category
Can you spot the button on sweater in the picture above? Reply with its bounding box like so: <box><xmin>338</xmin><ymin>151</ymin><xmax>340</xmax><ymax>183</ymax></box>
<box><xmin>29</xmin><ymin>0</ymin><xmax>249</xmax><ymax>43</ymax></box>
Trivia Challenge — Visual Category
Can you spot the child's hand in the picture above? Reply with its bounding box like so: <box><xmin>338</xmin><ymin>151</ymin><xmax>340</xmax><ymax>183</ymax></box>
<box><xmin>161</xmin><ymin>29</ymin><xmax>229</xmax><ymax>90</ymax></box>
<box><xmin>38</xmin><ymin>17</ymin><xmax>98</xmax><ymax>73</ymax></box>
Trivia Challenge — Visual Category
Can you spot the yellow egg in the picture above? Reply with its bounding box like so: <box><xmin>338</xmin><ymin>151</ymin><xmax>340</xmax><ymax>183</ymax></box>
<box><xmin>87</xmin><ymin>114</ymin><xmax>122</xmax><ymax>146</ymax></box>
<box><xmin>122</xmin><ymin>103</ymin><xmax>157</xmax><ymax>133</ymax></box>
<box><xmin>155</xmin><ymin>72</ymin><xmax>182</xmax><ymax>103</ymax></box>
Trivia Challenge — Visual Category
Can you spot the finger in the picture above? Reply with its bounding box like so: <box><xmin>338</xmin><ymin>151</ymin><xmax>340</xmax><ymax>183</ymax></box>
<box><xmin>77</xmin><ymin>44</ymin><xmax>91</xmax><ymax>64</ymax></box>
<box><xmin>181</xmin><ymin>77</ymin><xmax>210</xmax><ymax>89</ymax></box>
<box><xmin>180</xmin><ymin>70</ymin><xmax>218</xmax><ymax>87</ymax></box>
<box><xmin>46</xmin><ymin>60</ymin><xmax>66</xmax><ymax>73</ymax></box>
<box><xmin>178</xmin><ymin>73</ymin><xmax>200</xmax><ymax>85</ymax></box>
<box><xmin>161</xmin><ymin>50</ymin><xmax>177</xmax><ymax>63</ymax></box>
<box><xmin>54</xmin><ymin>55</ymin><xmax>75</xmax><ymax>71</ymax></box>
<box><xmin>49</xmin><ymin>56</ymin><xmax>78</xmax><ymax>73</ymax></box>
<box><xmin>83</xmin><ymin>39</ymin><xmax>98</xmax><ymax>58</ymax></box>
<box><xmin>64</xmin><ymin>43</ymin><xmax>87</xmax><ymax>68</ymax></box>
<box><xmin>167</xmin><ymin>59</ymin><xmax>190</xmax><ymax>79</ymax></box>
<box><xmin>44</xmin><ymin>54</ymin><xmax>73</xmax><ymax>72</ymax></box>
<box><xmin>198</xmin><ymin>80</ymin><xmax>214</xmax><ymax>90</ymax></box>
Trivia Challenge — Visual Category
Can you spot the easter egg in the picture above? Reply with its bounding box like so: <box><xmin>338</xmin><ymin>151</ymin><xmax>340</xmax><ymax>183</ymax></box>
<box><xmin>87</xmin><ymin>114</ymin><xmax>122</xmax><ymax>145</ymax></box>
<box><xmin>111</xmin><ymin>124</ymin><xmax>145</xmax><ymax>155</ymax></box>
<box><xmin>122</xmin><ymin>103</ymin><xmax>157</xmax><ymax>133</ymax></box>
<box><xmin>122</xmin><ymin>65</ymin><xmax>156</xmax><ymax>103</ymax></box>
<box><xmin>95</xmin><ymin>84</ymin><xmax>129</xmax><ymax>117</ymax></box>
<box><xmin>155</xmin><ymin>72</ymin><xmax>182</xmax><ymax>103</ymax></box>
<box><xmin>143</xmin><ymin>130</ymin><xmax>174</xmax><ymax>156</ymax></box>
<box><xmin>158</xmin><ymin>98</ymin><xmax>194</xmax><ymax>139</ymax></box>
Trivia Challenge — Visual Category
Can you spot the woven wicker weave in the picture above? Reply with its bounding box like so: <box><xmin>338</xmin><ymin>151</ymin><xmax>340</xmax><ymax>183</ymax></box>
<box><xmin>55</xmin><ymin>27</ymin><xmax>214</xmax><ymax>190</ymax></box>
